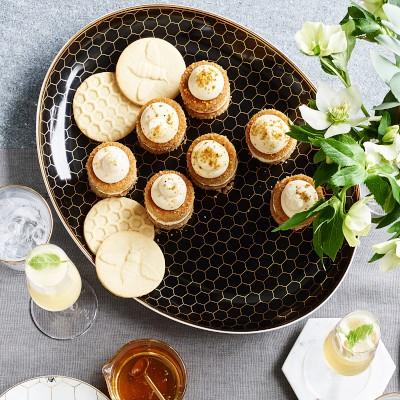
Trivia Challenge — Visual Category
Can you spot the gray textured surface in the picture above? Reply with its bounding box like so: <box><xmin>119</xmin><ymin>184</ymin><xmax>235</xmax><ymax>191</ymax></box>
<box><xmin>0</xmin><ymin>1</ymin><xmax>398</xmax><ymax>399</ymax></box>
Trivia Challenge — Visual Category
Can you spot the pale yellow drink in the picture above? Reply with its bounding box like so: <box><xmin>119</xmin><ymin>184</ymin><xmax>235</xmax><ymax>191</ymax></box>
<box><xmin>25</xmin><ymin>244</ymin><xmax>82</xmax><ymax>312</ymax></box>
<box><xmin>323</xmin><ymin>310</ymin><xmax>380</xmax><ymax>376</ymax></box>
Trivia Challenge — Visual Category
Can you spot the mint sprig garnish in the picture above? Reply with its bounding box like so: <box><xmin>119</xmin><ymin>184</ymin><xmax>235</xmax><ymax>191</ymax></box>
<box><xmin>27</xmin><ymin>253</ymin><xmax>65</xmax><ymax>270</ymax></box>
<box><xmin>346</xmin><ymin>324</ymin><xmax>374</xmax><ymax>349</ymax></box>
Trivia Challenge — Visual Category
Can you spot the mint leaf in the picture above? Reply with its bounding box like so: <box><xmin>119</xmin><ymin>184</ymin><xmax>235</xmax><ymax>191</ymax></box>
<box><xmin>288</xmin><ymin>124</ymin><xmax>323</xmax><ymax>144</ymax></box>
<box><xmin>320</xmin><ymin>139</ymin><xmax>365</xmax><ymax>167</ymax></box>
<box><xmin>365</xmin><ymin>175</ymin><xmax>395</xmax><ymax>213</ymax></box>
<box><xmin>346</xmin><ymin>324</ymin><xmax>374</xmax><ymax>348</ymax></box>
<box><xmin>312</xmin><ymin>197</ymin><xmax>344</xmax><ymax>261</ymax></box>
<box><xmin>27</xmin><ymin>253</ymin><xmax>63</xmax><ymax>270</ymax></box>
<box><xmin>272</xmin><ymin>199</ymin><xmax>327</xmax><ymax>232</ymax></box>
<box><xmin>330</xmin><ymin>165</ymin><xmax>367</xmax><ymax>187</ymax></box>
<box><xmin>374</xmin><ymin>205</ymin><xmax>400</xmax><ymax>228</ymax></box>
<box><xmin>314</xmin><ymin>162</ymin><xmax>338</xmax><ymax>187</ymax></box>
<box><xmin>378</xmin><ymin>111</ymin><xmax>391</xmax><ymax>138</ymax></box>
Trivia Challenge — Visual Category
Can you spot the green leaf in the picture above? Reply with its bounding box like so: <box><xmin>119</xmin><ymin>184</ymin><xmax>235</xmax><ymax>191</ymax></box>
<box><xmin>288</xmin><ymin>124</ymin><xmax>323</xmax><ymax>144</ymax></box>
<box><xmin>273</xmin><ymin>199</ymin><xmax>327</xmax><ymax>232</ymax></box>
<box><xmin>346</xmin><ymin>324</ymin><xmax>374</xmax><ymax>348</ymax></box>
<box><xmin>382</xmin><ymin>173</ymin><xmax>400</xmax><ymax>204</ymax></box>
<box><xmin>320</xmin><ymin>139</ymin><xmax>365</xmax><ymax>167</ymax></box>
<box><xmin>390</xmin><ymin>72</ymin><xmax>400</xmax><ymax>102</ymax></box>
<box><xmin>312</xmin><ymin>197</ymin><xmax>344</xmax><ymax>261</ymax></box>
<box><xmin>365</xmin><ymin>175</ymin><xmax>395</xmax><ymax>212</ymax></box>
<box><xmin>378</xmin><ymin>111</ymin><xmax>391</xmax><ymax>138</ymax></box>
<box><xmin>369</xmin><ymin>252</ymin><xmax>385</xmax><ymax>262</ymax></box>
<box><xmin>374</xmin><ymin>204</ymin><xmax>400</xmax><ymax>227</ymax></box>
<box><xmin>27</xmin><ymin>253</ymin><xmax>63</xmax><ymax>270</ymax></box>
<box><xmin>313</xmin><ymin>149</ymin><xmax>326</xmax><ymax>164</ymax></box>
<box><xmin>388</xmin><ymin>220</ymin><xmax>400</xmax><ymax>234</ymax></box>
<box><xmin>314</xmin><ymin>162</ymin><xmax>339</xmax><ymax>186</ymax></box>
<box><xmin>330</xmin><ymin>165</ymin><xmax>367</xmax><ymax>187</ymax></box>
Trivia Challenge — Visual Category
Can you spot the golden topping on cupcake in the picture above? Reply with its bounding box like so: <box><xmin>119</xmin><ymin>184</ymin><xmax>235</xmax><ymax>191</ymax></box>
<box><xmin>191</xmin><ymin>140</ymin><xmax>229</xmax><ymax>178</ymax></box>
<box><xmin>250</xmin><ymin>114</ymin><xmax>290</xmax><ymax>154</ymax></box>
<box><xmin>188</xmin><ymin>65</ymin><xmax>225</xmax><ymax>101</ymax></box>
<box><xmin>151</xmin><ymin>173</ymin><xmax>187</xmax><ymax>211</ymax></box>
<box><xmin>281</xmin><ymin>180</ymin><xmax>319</xmax><ymax>217</ymax></box>
<box><xmin>92</xmin><ymin>146</ymin><xmax>130</xmax><ymax>184</ymax></box>
<box><xmin>140</xmin><ymin>102</ymin><xmax>180</xmax><ymax>143</ymax></box>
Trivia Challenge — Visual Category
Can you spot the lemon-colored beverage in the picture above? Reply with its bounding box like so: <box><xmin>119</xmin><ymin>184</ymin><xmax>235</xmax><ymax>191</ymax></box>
<box><xmin>25</xmin><ymin>244</ymin><xmax>82</xmax><ymax>312</ymax></box>
<box><xmin>323</xmin><ymin>310</ymin><xmax>380</xmax><ymax>376</ymax></box>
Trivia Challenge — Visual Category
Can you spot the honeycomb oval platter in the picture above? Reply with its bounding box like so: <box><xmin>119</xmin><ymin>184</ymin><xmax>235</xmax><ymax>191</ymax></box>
<box><xmin>36</xmin><ymin>5</ymin><xmax>357</xmax><ymax>333</ymax></box>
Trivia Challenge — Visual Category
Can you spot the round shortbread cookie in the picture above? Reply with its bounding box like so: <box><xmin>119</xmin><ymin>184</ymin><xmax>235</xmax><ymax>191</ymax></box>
<box><xmin>116</xmin><ymin>38</ymin><xmax>186</xmax><ymax>106</ymax></box>
<box><xmin>96</xmin><ymin>231</ymin><xmax>165</xmax><ymax>298</ymax></box>
<box><xmin>73</xmin><ymin>72</ymin><xmax>140</xmax><ymax>142</ymax></box>
<box><xmin>84</xmin><ymin>197</ymin><xmax>154</xmax><ymax>254</ymax></box>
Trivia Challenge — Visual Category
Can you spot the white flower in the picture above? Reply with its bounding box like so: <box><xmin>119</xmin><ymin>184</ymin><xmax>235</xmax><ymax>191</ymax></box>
<box><xmin>299</xmin><ymin>83</ymin><xmax>372</xmax><ymax>137</ymax></box>
<box><xmin>362</xmin><ymin>0</ymin><xmax>387</xmax><ymax>19</ymax></box>
<box><xmin>372</xmin><ymin>238</ymin><xmax>400</xmax><ymax>271</ymax></box>
<box><xmin>295</xmin><ymin>22</ymin><xmax>347</xmax><ymax>57</ymax></box>
<box><xmin>343</xmin><ymin>198</ymin><xmax>372</xmax><ymax>247</ymax></box>
<box><xmin>364</xmin><ymin>133</ymin><xmax>400</xmax><ymax>171</ymax></box>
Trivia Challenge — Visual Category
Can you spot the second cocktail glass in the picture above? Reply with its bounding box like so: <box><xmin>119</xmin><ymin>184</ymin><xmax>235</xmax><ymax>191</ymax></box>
<box><xmin>25</xmin><ymin>243</ymin><xmax>98</xmax><ymax>340</ymax></box>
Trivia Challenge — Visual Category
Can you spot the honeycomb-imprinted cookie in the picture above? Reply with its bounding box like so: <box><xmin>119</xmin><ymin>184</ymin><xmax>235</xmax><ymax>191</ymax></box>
<box><xmin>73</xmin><ymin>72</ymin><xmax>140</xmax><ymax>142</ymax></box>
<box><xmin>84</xmin><ymin>197</ymin><xmax>155</xmax><ymax>254</ymax></box>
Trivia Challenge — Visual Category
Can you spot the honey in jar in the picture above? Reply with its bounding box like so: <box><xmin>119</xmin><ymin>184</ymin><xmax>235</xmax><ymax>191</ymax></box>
<box><xmin>103</xmin><ymin>339</ymin><xmax>187</xmax><ymax>400</ymax></box>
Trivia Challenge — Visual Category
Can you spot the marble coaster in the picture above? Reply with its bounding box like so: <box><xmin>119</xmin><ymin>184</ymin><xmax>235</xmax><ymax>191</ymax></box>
<box><xmin>282</xmin><ymin>318</ymin><xmax>396</xmax><ymax>400</ymax></box>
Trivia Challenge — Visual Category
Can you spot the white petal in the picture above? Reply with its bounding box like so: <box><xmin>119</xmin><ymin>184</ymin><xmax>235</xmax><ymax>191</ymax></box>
<box><xmin>346</xmin><ymin>203</ymin><xmax>372</xmax><ymax>231</ymax></box>
<box><xmin>348</xmin><ymin>117</ymin><xmax>370</xmax><ymax>127</ymax></box>
<box><xmin>343</xmin><ymin>223</ymin><xmax>360</xmax><ymax>247</ymax></box>
<box><xmin>299</xmin><ymin>105</ymin><xmax>331</xmax><ymax>130</ymax></box>
<box><xmin>379</xmin><ymin>251</ymin><xmax>400</xmax><ymax>272</ymax></box>
<box><xmin>383</xmin><ymin>4</ymin><xmax>400</xmax><ymax>29</ymax></box>
<box><xmin>342</xmin><ymin>86</ymin><xmax>363</xmax><ymax>115</ymax></box>
<box><xmin>295</xmin><ymin>22</ymin><xmax>322</xmax><ymax>55</ymax></box>
<box><xmin>321</xmin><ymin>27</ymin><xmax>347</xmax><ymax>56</ymax></box>
<box><xmin>316</xmin><ymin>82</ymin><xmax>338</xmax><ymax>112</ymax></box>
<box><xmin>372</xmin><ymin>239</ymin><xmax>398</xmax><ymax>254</ymax></box>
<box><xmin>325</xmin><ymin>122</ymin><xmax>351</xmax><ymax>138</ymax></box>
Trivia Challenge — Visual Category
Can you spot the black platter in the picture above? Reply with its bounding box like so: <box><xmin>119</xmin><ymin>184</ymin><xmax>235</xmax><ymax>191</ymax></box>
<box><xmin>36</xmin><ymin>5</ymin><xmax>357</xmax><ymax>333</ymax></box>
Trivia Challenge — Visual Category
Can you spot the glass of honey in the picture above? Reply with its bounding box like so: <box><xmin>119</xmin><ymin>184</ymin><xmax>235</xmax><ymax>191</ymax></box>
<box><xmin>103</xmin><ymin>339</ymin><xmax>187</xmax><ymax>400</ymax></box>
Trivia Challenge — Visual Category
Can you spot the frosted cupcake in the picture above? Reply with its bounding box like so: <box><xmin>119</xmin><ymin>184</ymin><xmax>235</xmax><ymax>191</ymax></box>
<box><xmin>136</xmin><ymin>97</ymin><xmax>186</xmax><ymax>154</ymax></box>
<box><xmin>86</xmin><ymin>142</ymin><xmax>137</xmax><ymax>198</ymax></box>
<box><xmin>187</xmin><ymin>133</ymin><xmax>237</xmax><ymax>191</ymax></box>
<box><xmin>245</xmin><ymin>109</ymin><xmax>297</xmax><ymax>164</ymax></box>
<box><xmin>144</xmin><ymin>170</ymin><xmax>195</xmax><ymax>230</ymax></box>
<box><xmin>179</xmin><ymin>61</ymin><xmax>230</xmax><ymax>119</ymax></box>
<box><xmin>270</xmin><ymin>174</ymin><xmax>324</xmax><ymax>230</ymax></box>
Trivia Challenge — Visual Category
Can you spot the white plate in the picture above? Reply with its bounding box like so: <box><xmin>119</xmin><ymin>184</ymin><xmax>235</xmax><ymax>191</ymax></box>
<box><xmin>0</xmin><ymin>376</ymin><xmax>110</xmax><ymax>400</ymax></box>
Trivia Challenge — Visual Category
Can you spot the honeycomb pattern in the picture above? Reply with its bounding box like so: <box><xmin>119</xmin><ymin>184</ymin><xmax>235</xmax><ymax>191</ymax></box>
<box><xmin>0</xmin><ymin>376</ymin><xmax>109</xmax><ymax>400</ymax></box>
<box><xmin>84</xmin><ymin>197</ymin><xmax>155</xmax><ymax>254</ymax></box>
<box><xmin>37</xmin><ymin>5</ymin><xmax>357</xmax><ymax>333</ymax></box>
<box><xmin>73</xmin><ymin>72</ymin><xmax>139</xmax><ymax>142</ymax></box>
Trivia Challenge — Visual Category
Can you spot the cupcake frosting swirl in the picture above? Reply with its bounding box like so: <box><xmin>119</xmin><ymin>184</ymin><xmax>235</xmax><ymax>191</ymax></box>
<box><xmin>93</xmin><ymin>146</ymin><xmax>129</xmax><ymax>184</ymax></box>
<box><xmin>250</xmin><ymin>114</ymin><xmax>290</xmax><ymax>154</ymax></box>
<box><xmin>140</xmin><ymin>102</ymin><xmax>179</xmax><ymax>143</ymax></box>
<box><xmin>188</xmin><ymin>65</ymin><xmax>224</xmax><ymax>101</ymax></box>
<box><xmin>281</xmin><ymin>179</ymin><xmax>318</xmax><ymax>217</ymax></box>
<box><xmin>151</xmin><ymin>173</ymin><xmax>187</xmax><ymax>211</ymax></box>
<box><xmin>191</xmin><ymin>140</ymin><xmax>229</xmax><ymax>179</ymax></box>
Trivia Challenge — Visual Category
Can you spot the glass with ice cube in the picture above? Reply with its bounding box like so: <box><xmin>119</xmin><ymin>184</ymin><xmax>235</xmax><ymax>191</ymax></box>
<box><xmin>0</xmin><ymin>185</ymin><xmax>52</xmax><ymax>270</ymax></box>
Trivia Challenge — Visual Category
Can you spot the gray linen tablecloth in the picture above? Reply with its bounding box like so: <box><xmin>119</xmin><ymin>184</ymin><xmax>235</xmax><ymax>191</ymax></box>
<box><xmin>0</xmin><ymin>0</ymin><xmax>398</xmax><ymax>398</ymax></box>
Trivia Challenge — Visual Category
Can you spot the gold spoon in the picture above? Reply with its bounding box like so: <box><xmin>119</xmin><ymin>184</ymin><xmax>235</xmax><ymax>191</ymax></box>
<box><xmin>130</xmin><ymin>357</ymin><xmax>166</xmax><ymax>400</ymax></box>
